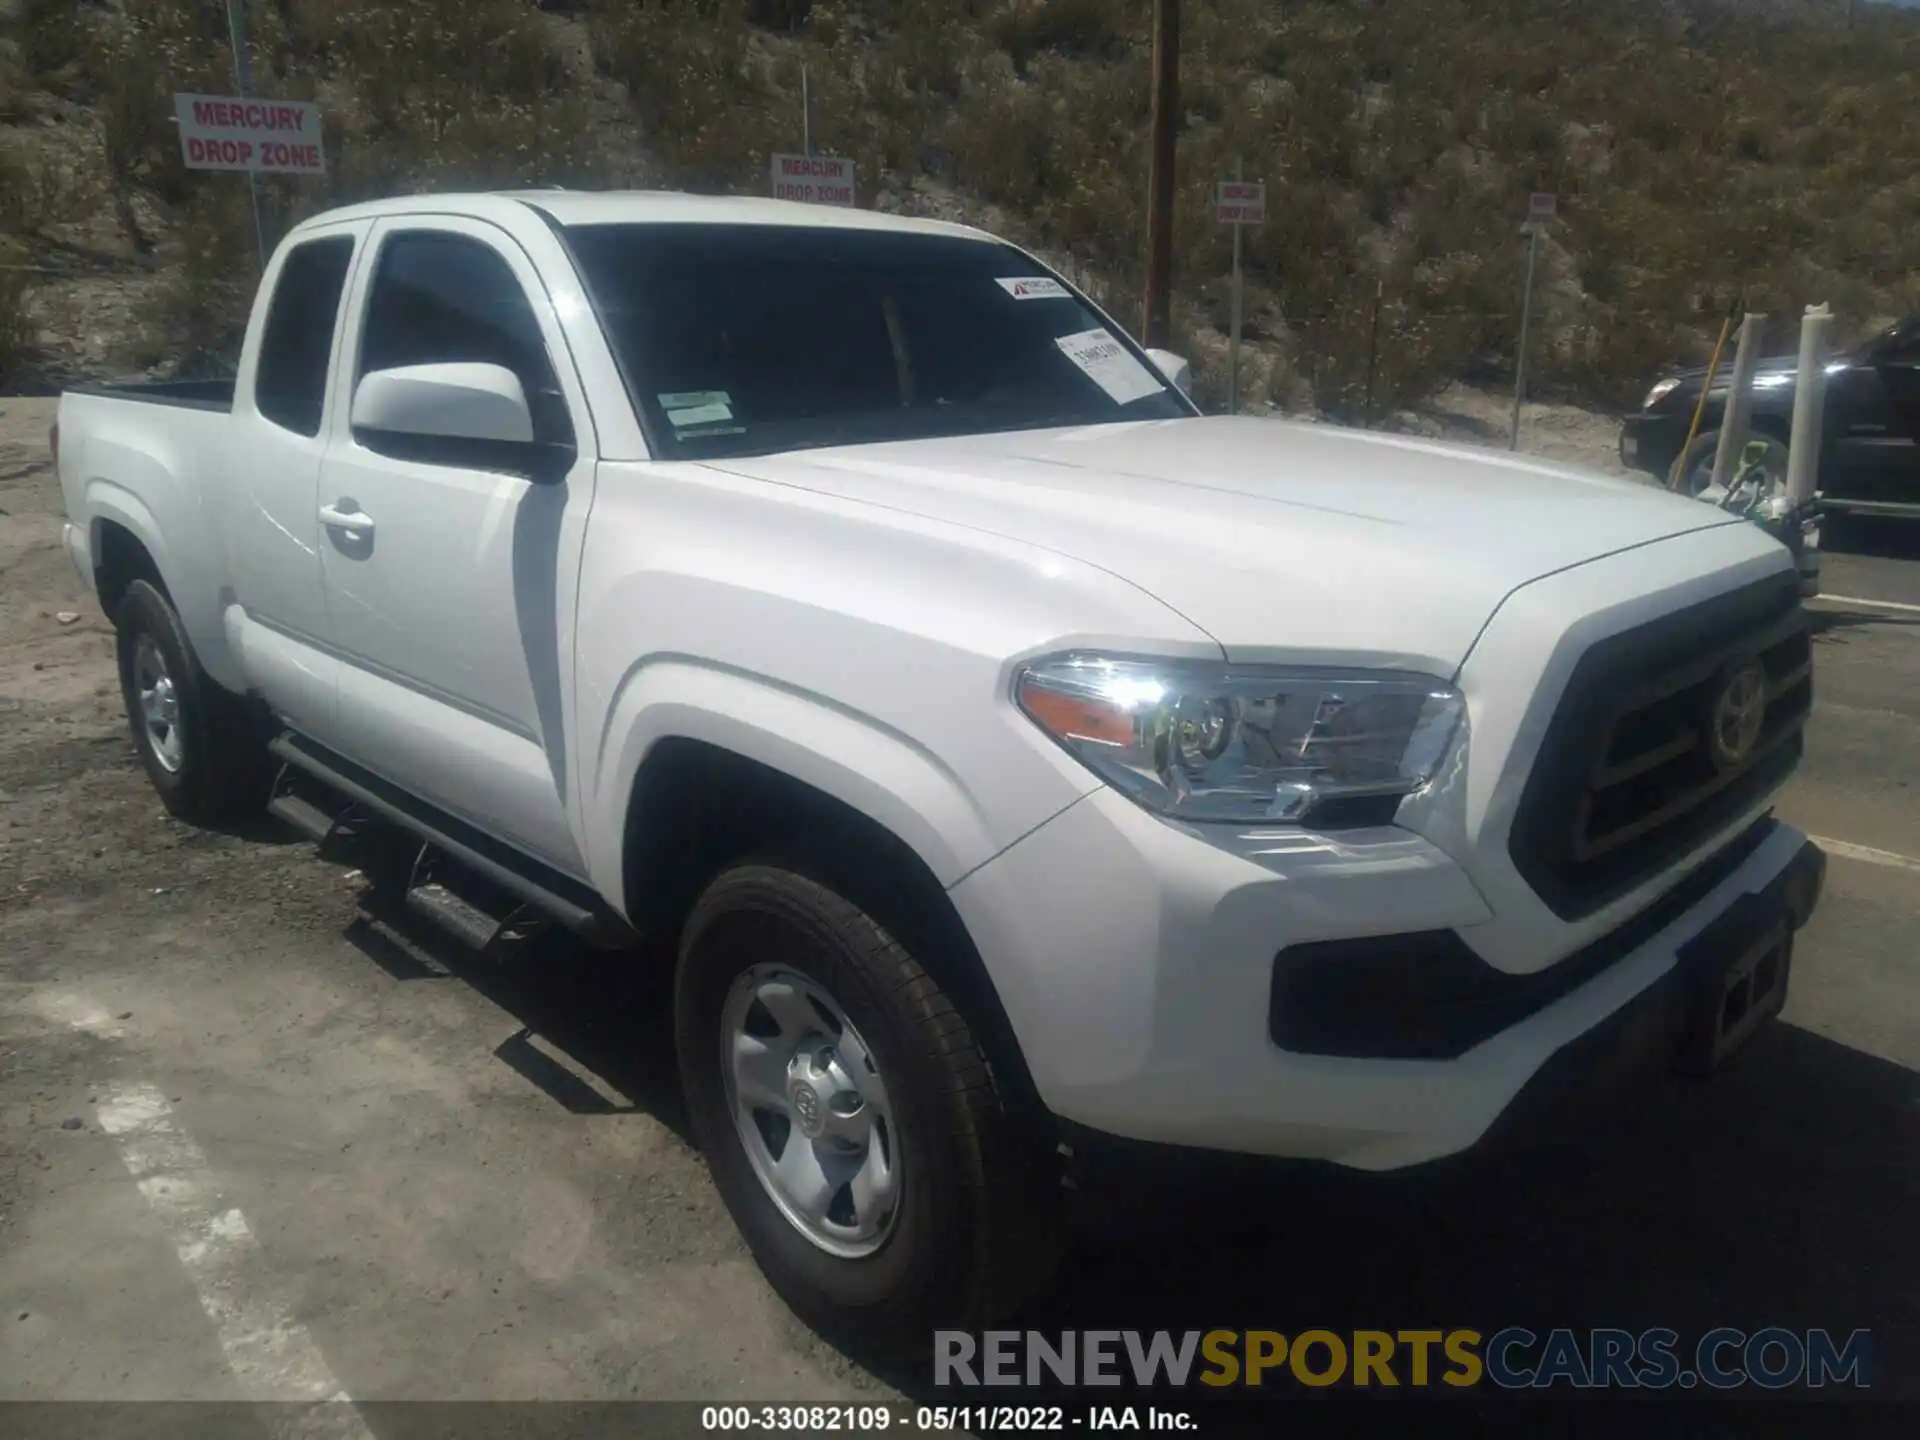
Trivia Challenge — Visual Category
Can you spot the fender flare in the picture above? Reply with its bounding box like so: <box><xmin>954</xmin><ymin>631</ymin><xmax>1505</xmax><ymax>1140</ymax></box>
<box><xmin>87</xmin><ymin>479</ymin><xmax>244</xmax><ymax>691</ymax></box>
<box><xmin>584</xmin><ymin>657</ymin><xmax>1000</xmax><ymax>915</ymax></box>
<box><xmin>86</xmin><ymin>481</ymin><xmax>176</xmax><ymax>602</ymax></box>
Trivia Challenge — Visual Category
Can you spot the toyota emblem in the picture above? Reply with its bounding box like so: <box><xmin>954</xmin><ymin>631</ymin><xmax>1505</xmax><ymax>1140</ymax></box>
<box><xmin>790</xmin><ymin>1081</ymin><xmax>825</xmax><ymax>1137</ymax></box>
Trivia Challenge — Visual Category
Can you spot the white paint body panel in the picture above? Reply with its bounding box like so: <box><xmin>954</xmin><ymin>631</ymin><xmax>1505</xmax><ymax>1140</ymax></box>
<box><xmin>53</xmin><ymin>190</ymin><xmax>1814</xmax><ymax>1172</ymax></box>
<box><xmin>704</xmin><ymin>417</ymin><xmax>1748</xmax><ymax>674</ymax></box>
<box><xmin>349</xmin><ymin>361</ymin><xmax>535</xmax><ymax>443</ymax></box>
<box><xmin>953</xmin><ymin>795</ymin><xmax>1812</xmax><ymax>1167</ymax></box>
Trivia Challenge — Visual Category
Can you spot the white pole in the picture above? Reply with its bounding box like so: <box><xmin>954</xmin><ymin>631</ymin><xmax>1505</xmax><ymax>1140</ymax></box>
<box><xmin>1785</xmin><ymin>304</ymin><xmax>1833</xmax><ymax>509</ymax></box>
<box><xmin>1228</xmin><ymin>155</ymin><xmax>1243</xmax><ymax>416</ymax></box>
<box><xmin>1509</xmin><ymin>224</ymin><xmax>1539</xmax><ymax>450</ymax></box>
<box><xmin>801</xmin><ymin>64</ymin><xmax>812</xmax><ymax>157</ymax></box>
<box><xmin>1709</xmin><ymin>313</ymin><xmax>1765</xmax><ymax>494</ymax></box>
<box><xmin>224</xmin><ymin>0</ymin><xmax>268</xmax><ymax>269</ymax></box>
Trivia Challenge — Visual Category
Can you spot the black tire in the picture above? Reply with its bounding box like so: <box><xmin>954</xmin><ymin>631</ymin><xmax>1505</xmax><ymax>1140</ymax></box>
<box><xmin>675</xmin><ymin>860</ymin><xmax>1058</xmax><ymax>1349</ymax></box>
<box><xmin>1673</xmin><ymin>427</ymin><xmax>1793</xmax><ymax>498</ymax></box>
<box><xmin>114</xmin><ymin>579</ymin><xmax>273</xmax><ymax>824</ymax></box>
<box><xmin>1671</xmin><ymin>429</ymin><xmax>1723</xmax><ymax>495</ymax></box>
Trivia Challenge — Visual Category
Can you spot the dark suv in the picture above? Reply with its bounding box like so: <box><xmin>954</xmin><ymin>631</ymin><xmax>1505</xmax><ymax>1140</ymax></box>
<box><xmin>1620</xmin><ymin>315</ymin><xmax>1920</xmax><ymax>520</ymax></box>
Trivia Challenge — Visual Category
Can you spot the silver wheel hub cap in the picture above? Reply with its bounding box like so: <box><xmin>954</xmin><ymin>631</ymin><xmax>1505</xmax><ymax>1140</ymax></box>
<box><xmin>721</xmin><ymin>964</ymin><xmax>900</xmax><ymax>1258</ymax></box>
<box><xmin>133</xmin><ymin>635</ymin><xmax>184</xmax><ymax>774</ymax></box>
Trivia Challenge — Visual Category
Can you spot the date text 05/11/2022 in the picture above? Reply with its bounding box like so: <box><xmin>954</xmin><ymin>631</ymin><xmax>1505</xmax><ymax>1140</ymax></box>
<box><xmin>700</xmin><ymin>1404</ymin><xmax>1195</xmax><ymax>1432</ymax></box>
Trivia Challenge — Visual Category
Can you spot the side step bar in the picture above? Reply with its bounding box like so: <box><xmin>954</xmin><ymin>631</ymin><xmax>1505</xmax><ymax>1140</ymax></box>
<box><xmin>267</xmin><ymin>765</ymin><xmax>377</xmax><ymax>865</ymax></box>
<box><xmin>268</xmin><ymin>733</ymin><xmax>638</xmax><ymax>952</ymax></box>
<box><xmin>266</xmin><ymin>785</ymin><xmax>333</xmax><ymax>844</ymax></box>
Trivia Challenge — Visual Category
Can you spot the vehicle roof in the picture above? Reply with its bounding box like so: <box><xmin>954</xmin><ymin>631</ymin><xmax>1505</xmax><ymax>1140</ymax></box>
<box><xmin>289</xmin><ymin>189</ymin><xmax>1000</xmax><ymax>243</ymax></box>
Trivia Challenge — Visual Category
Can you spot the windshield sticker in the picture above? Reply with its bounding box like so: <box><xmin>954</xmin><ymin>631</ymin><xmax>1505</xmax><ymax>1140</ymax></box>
<box><xmin>665</xmin><ymin>398</ymin><xmax>735</xmax><ymax>429</ymax></box>
<box><xmin>996</xmin><ymin>276</ymin><xmax>1070</xmax><ymax>301</ymax></box>
<box><xmin>659</xmin><ymin>390</ymin><xmax>732</xmax><ymax>410</ymax></box>
<box><xmin>1054</xmin><ymin>328</ymin><xmax>1165</xmax><ymax>405</ymax></box>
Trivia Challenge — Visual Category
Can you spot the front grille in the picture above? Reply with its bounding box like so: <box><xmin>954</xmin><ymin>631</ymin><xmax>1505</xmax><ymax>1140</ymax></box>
<box><xmin>1509</xmin><ymin>571</ymin><xmax>1812</xmax><ymax>920</ymax></box>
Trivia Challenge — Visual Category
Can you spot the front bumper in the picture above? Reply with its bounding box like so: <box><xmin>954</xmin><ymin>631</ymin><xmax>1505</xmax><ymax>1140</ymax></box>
<box><xmin>1473</xmin><ymin>830</ymin><xmax>1821</xmax><ymax>1154</ymax></box>
<box><xmin>950</xmin><ymin>788</ymin><xmax>1823</xmax><ymax>1173</ymax></box>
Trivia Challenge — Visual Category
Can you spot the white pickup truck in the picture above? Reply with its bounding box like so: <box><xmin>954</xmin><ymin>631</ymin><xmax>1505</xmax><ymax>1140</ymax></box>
<box><xmin>54</xmin><ymin>191</ymin><xmax>1825</xmax><ymax>1345</ymax></box>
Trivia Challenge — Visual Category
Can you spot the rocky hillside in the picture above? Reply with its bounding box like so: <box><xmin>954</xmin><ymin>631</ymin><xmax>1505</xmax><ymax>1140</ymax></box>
<box><xmin>3</xmin><ymin>0</ymin><xmax>1917</xmax><ymax>419</ymax></box>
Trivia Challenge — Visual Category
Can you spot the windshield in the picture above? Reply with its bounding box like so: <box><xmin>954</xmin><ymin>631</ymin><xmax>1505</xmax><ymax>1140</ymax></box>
<box><xmin>562</xmin><ymin>223</ymin><xmax>1192</xmax><ymax>460</ymax></box>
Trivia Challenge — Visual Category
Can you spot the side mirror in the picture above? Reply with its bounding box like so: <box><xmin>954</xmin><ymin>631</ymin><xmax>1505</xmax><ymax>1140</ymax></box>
<box><xmin>1145</xmin><ymin>348</ymin><xmax>1193</xmax><ymax>398</ymax></box>
<box><xmin>350</xmin><ymin>362</ymin><xmax>574</xmax><ymax>479</ymax></box>
<box><xmin>351</xmin><ymin>362</ymin><xmax>535</xmax><ymax>444</ymax></box>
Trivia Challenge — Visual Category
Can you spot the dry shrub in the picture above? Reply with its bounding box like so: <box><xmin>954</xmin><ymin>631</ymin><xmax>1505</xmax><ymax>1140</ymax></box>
<box><xmin>0</xmin><ymin>134</ymin><xmax>97</xmax><ymax>240</ymax></box>
<box><xmin>6</xmin><ymin>0</ymin><xmax>1919</xmax><ymax>411</ymax></box>
<box><xmin>296</xmin><ymin>0</ymin><xmax>608</xmax><ymax>198</ymax></box>
<box><xmin>987</xmin><ymin>0</ymin><xmax>1131</xmax><ymax>73</ymax></box>
<box><xmin>588</xmin><ymin>0</ymin><xmax>775</xmax><ymax>191</ymax></box>
<box><xmin>87</xmin><ymin>1</ymin><xmax>235</xmax><ymax>203</ymax></box>
<box><xmin>156</xmin><ymin>187</ymin><xmax>258</xmax><ymax>376</ymax></box>
<box><xmin>0</xmin><ymin>241</ymin><xmax>34</xmax><ymax>388</ymax></box>
<box><xmin>15</xmin><ymin>0</ymin><xmax>85</xmax><ymax>79</ymax></box>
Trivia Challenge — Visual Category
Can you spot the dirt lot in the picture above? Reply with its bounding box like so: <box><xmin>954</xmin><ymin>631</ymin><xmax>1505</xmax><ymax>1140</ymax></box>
<box><xmin>4</xmin><ymin>393</ymin><xmax>1920</xmax><ymax>1425</ymax></box>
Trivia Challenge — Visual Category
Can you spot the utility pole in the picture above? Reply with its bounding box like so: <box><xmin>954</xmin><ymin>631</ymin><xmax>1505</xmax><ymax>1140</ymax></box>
<box><xmin>1227</xmin><ymin>154</ymin><xmax>1242</xmax><ymax>413</ymax></box>
<box><xmin>1509</xmin><ymin>221</ymin><xmax>1541</xmax><ymax>450</ymax></box>
<box><xmin>1141</xmin><ymin>0</ymin><xmax>1179</xmax><ymax>348</ymax></box>
<box><xmin>224</xmin><ymin>0</ymin><xmax>269</xmax><ymax>269</ymax></box>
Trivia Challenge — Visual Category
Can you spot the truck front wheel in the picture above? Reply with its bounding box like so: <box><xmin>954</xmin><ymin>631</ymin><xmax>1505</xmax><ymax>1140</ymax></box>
<box><xmin>114</xmin><ymin>580</ymin><xmax>271</xmax><ymax>824</ymax></box>
<box><xmin>675</xmin><ymin>860</ymin><xmax>1057</xmax><ymax>1348</ymax></box>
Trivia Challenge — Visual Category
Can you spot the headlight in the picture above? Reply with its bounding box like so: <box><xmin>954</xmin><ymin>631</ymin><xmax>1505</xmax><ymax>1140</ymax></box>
<box><xmin>1642</xmin><ymin>377</ymin><xmax>1681</xmax><ymax>409</ymax></box>
<box><xmin>1015</xmin><ymin>656</ymin><xmax>1465</xmax><ymax>824</ymax></box>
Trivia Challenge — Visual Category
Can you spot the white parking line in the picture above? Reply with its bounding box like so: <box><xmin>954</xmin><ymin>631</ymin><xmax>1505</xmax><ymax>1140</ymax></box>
<box><xmin>32</xmin><ymin>992</ymin><xmax>127</xmax><ymax>1038</ymax></box>
<box><xmin>1810</xmin><ymin>836</ymin><xmax>1920</xmax><ymax>874</ymax></box>
<box><xmin>1813</xmin><ymin>594</ymin><xmax>1920</xmax><ymax>615</ymax></box>
<box><xmin>94</xmin><ymin>1083</ymin><xmax>374</xmax><ymax>1440</ymax></box>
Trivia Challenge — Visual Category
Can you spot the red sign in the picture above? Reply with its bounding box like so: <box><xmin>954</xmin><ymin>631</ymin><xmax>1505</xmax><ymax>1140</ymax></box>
<box><xmin>1215</xmin><ymin>180</ymin><xmax>1266</xmax><ymax>226</ymax></box>
<box><xmin>770</xmin><ymin>153</ymin><xmax>856</xmax><ymax>207</ymax></box>
<box><xmin>174</xmin><ymin>93</ymin><xmax>325</xmax><ymax>174</ymax></box>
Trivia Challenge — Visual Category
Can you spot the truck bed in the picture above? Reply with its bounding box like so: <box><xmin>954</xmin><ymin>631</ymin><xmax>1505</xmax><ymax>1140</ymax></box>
<box><xmin>67</xmin><ymin>377</ymin><xmax>236</xmax><ymax>413</ymax></box>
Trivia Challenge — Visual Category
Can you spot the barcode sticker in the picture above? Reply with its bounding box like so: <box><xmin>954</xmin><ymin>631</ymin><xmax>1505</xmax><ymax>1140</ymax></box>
<box><xmin>1055</xmin><ymin>328</ymin><xmax>1164</xmax><ymax>405</ymax></box>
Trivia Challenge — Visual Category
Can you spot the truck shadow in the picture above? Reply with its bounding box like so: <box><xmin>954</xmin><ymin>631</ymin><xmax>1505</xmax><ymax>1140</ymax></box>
<box><xmin>342</xmin><ymin>888</ymin><xmax>691</xmax><ymax>1143</ymax></box>
<box><xmin>1810</xmin><ymin>607</ymin><xmax>1920</xmax><ymax>640</ymax></box>
<box><xmin>869</xmin><ymin>1020</ymin><xmax>1920</xmax><ymax>1409</ymax></box>
<box><xmin>323</xmin><ymin>850</ymin><xmax>1916</xmax><ymax>1408</ymax></box>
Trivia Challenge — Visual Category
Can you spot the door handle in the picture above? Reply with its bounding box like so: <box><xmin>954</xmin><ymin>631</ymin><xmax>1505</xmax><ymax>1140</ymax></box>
<box><xmin>318</xmin><ymin>501</ymin><xmax>375</xmax><ymax>537</ymax></box>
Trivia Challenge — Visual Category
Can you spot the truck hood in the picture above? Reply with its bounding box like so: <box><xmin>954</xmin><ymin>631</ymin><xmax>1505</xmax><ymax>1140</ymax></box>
<box><xmin>703</xmin><ymin>416</ymin><xmax>1741</xmax><ymax>673</ymax></box>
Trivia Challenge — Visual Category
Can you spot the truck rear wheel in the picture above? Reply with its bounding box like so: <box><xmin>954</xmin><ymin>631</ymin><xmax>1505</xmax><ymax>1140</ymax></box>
<box><xmin>114</xmin><ymin>580</ymin><xmax>271</xmax><ymax>824</ymax></box>
<box><xmin>674</xmin><ymin>859</ymin><xmax>1057</xmax><ymax>1348</ymax></box>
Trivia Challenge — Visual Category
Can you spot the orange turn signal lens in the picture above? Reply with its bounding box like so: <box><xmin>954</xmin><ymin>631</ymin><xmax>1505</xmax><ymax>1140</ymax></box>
<box><xmin>1017</xmin><ymin>679</ymin><xmax>1135</xmax><ymax>748</ymax></box>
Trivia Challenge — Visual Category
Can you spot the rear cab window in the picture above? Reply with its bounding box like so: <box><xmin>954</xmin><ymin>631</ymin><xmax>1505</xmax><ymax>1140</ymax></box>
<box><xmin>254</xmin><ymin>235</ymin><xmax>355</xmax><ymax>437</ymax></box>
